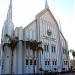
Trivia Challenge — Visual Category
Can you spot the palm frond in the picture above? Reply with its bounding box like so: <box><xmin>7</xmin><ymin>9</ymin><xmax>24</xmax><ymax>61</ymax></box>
<box><xmin>72</xmin><ymin>51</ymin><xmax>75</xmax><ymax>57</ymax></box>
<box><xmin>36</xmin><ymin>47</ymin><xmax>43</xmax><ymax>54</ymax></box>
<box><xmin>26</xmin><ymin>39</ymin><xmax>43</xmax><ymax>53</ymax></box>
<box><xmin>5</xmin><ymin>34</ymin><xmax>12</xmax><ymax>42</ymax></box>
<box><xmin>2</xmin><ymin>43</ymin><xmax>9</xmax><ymax>50</ymax></box>
<box><xmin>4</xmin><ymin>34</ymin><xmax>19</xmax><ymax>51</ymax></box>
<box><xmin>70</xmin><ymin>49</ymin><xmax>75</xmax><ymax>52</ymax></box>
<box><xmin>70</xmin><ymin>49</ymin><xmax>75</xmax><ymax>58</ymax></box>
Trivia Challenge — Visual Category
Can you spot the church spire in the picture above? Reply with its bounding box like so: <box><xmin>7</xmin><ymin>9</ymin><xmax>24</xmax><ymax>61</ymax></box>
<box><xmin>45</xmin><ymin>0</ymin><xmax>49</xmax><ymax>9</ymax></box>
<box><xmin>7</xmin><ymin>0</ymin><xmax>12</xmax><ymax>20</ymax></box>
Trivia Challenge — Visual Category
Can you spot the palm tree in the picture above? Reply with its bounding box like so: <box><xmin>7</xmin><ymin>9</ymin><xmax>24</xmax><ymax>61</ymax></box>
<box><xmin>70</xmin><ymin>49</ymin><xmax>75</xmax><ymax>66</ymax></box>
<box><xmin>3</xmin><ymin>34</ymin><xmax>18</xmax><ymax>75</ymax></box>
<box><xmin>26</xmin><ymin>39</ymin><xmax>43</xmax><ymax>75</ymax></box>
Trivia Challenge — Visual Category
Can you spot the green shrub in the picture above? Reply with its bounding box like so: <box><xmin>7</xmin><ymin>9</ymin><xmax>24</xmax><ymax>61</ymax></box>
<box><xmin>44</xmin><ymin>70</ymin><xmax>49</xmax><ymax>75</ymax></box>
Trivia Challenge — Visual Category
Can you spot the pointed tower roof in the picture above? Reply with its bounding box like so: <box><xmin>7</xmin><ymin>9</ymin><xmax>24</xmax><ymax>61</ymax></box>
<box><xmin>6</xmin><ymin>0</ymin><xmax>12</xmax><ymax>20</ymax></box>
<box><xmin>45</xmin><ymin>0</ymin><xmax>49</xmax><ymax>9</ymax></box>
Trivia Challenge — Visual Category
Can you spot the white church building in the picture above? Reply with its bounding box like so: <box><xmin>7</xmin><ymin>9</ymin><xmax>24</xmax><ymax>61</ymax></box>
<box><xmin>1</xmin><ymin>0</ymin><xmax>69</xmax><ymax>74</ymax></box>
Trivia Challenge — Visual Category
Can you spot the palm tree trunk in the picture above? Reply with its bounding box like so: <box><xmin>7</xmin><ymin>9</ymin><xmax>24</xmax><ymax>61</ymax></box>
<box><xmin>33</xmin><ymin>50</ymin><xmax>35</xmax><ymax>75</ymax></box>
<box><xmin>10</xmin><ymin>50</ymin><xmax>13</xmax><ymax>75</ymax></box>
<box><xmin>73</xmin><ymin>57</ymin><xmax>74</xmax><ymax>66</ymax></box>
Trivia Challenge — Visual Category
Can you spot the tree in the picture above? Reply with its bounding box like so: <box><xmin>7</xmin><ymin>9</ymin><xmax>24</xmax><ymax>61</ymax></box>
<box><xmin>54</xmin><ymin>68</ymin><xmax>57</xmax><ymax>72</ymax></box>
<box><xmin>26</xmin><ymin>39</ymin><xmax>43</xmax><ymax>75</ymax></box>
<box><xmin>39</xmin><ymin>67</ymin><xmax>43</xmax><ymax>75</ymax></box>
<box><xmin>70</xmin><ymin>49</ymin><xmax>75</xmax><ymax>66</ymax></box>
<box><xmin>3</xmin><ymin>34</ymin><xmax>18</xmax><ymax>75</ymax></box>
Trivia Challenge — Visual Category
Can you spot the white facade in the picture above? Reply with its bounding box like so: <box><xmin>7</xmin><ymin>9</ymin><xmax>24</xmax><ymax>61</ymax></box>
<box><xmin>0</xmin><ymin>44</ymin><xmax>1</xmax><ymax>74</ymax></box>
<box><xmin>1</xmin><ymin>0</ymin><xmax>69</xmax><ymax>74</ymax></box>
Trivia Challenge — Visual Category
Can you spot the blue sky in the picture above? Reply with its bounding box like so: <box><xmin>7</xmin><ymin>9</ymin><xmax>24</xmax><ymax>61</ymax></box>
<box><xmin>0</xmin><ymin>0</ymin><xmax>74</xmax><ymax>58</ymax></box>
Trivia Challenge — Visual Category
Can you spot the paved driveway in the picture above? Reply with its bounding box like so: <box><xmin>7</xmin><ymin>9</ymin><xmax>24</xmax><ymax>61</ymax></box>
<box><xmin>57</xmin><ymin>72</ymin><xmax>75</xmax><ymax>75</ymax></box>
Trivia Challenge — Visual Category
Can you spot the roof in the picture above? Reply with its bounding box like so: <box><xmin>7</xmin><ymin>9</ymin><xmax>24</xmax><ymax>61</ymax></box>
<box><xmin>36</xmin><ymin>8</ymin><xmax>58</xmax><ymax>25</ymax></box>
<box><xmin>24</xmin><ymin>19</ymin><xmax>36</xmax><ymax>29</ymax></box>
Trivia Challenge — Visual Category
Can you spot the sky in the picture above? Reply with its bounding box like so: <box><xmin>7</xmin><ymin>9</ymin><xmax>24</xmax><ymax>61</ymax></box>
<box><xmin>0</xmin><ymin>0</ymin><xmax>74</xmax><ymax>57</ymax></box>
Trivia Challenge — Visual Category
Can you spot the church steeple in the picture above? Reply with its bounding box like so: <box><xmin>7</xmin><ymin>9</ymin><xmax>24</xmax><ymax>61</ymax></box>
<box><xmin>45</xmin><ymin>0</ymin><xmax>49</xmax><ymax>9</ymax></box>
<box><xmin>2</xmin><ymin>0</ymin><xmax>14</xmax><ymax>44</ymax></box>
<box><xmin>7</xmin><ymin>0</ymin><xmax>12</xmax><ymax>20</ymax></box>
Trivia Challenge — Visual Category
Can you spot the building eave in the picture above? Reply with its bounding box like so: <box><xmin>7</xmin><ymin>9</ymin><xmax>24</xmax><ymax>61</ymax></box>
<box><xmin>60</xmin><ymin>31</ymin><xmax>67</xmax><ymax>42</ymax></box>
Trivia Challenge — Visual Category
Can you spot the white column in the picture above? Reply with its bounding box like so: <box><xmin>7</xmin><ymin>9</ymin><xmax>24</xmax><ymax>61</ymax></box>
<box><xmin>17</xmin><ymin>41</ymin><xmax>23</xmax><ymax>74</ymax></box>
<box><xmin>4</xmin><ymin>46</ymin><xmax>11</xmax><ymax>74</ymax></box>
<box><xmin>17</xmin><ymin>27</ymin><xmax>23</xmax><ymax>74</ymax></box>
